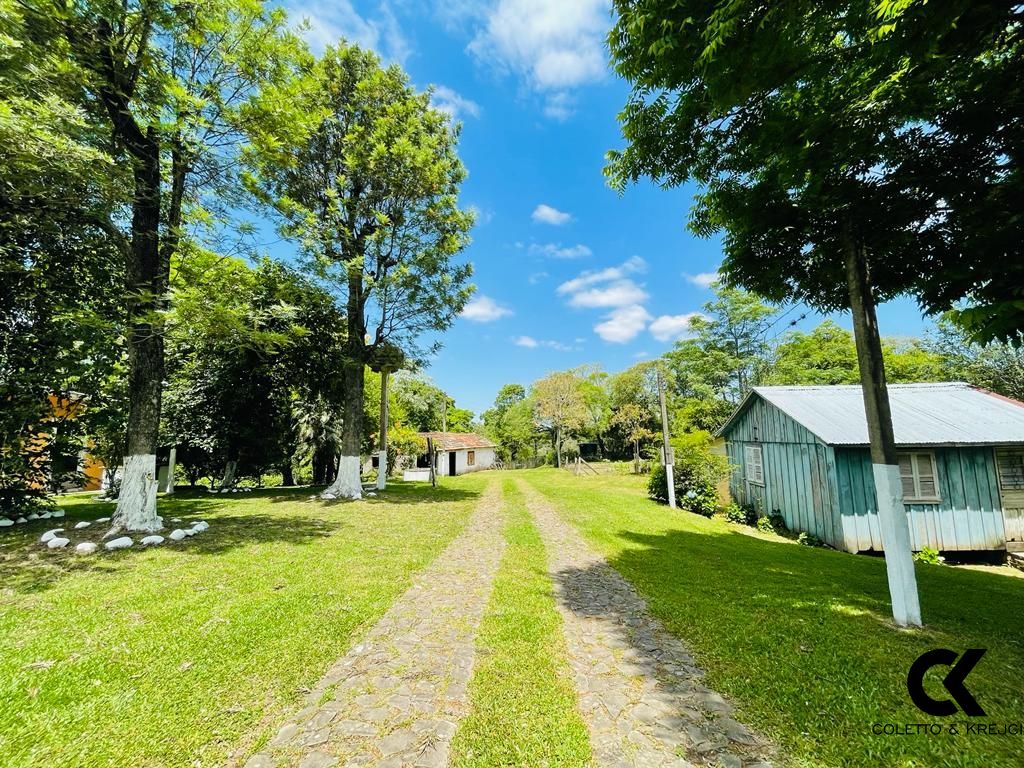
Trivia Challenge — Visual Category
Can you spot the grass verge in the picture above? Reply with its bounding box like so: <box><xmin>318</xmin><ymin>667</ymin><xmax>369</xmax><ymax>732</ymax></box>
<box><xmin>0</xmin><ymin>477</ymin><xmax>486</xmax><ymax>767</ymax></box>
<box><xmin>450</xmin><ymin>479</ymin><xmax>591</xmax><ymax>767</ymax></box>
<box><xmin>521</xmin><ymin>468</ymin><xmax>1024</xmax><ymax>768</ymax></box>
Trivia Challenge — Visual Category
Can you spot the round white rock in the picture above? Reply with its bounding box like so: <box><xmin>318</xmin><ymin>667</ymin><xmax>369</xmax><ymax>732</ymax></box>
<box><xmin>47</xmin><ymin>537</ymin><xmax>70</xmax><ymax>549</ymax></box>
<box><xmin>76</xmin><ymin>542</ymin><xmax>98</xmax><ymax>555</ymax></box>
<box><xmin>105</xmin><ymin>537</ymin><xmax>133</xmax><ymax>550</ymax></box>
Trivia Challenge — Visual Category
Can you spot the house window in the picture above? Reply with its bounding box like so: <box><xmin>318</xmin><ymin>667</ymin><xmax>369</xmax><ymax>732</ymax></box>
<box><xmin>745</xmin><ymin>444</ymin><xmax>764</xmax><ymax>485</ymax></box>
<box><xmin>996</xmin><ymin>449</ymin><xmax>1024</xmax><ymax>491</ymax></box>
<box><xmin>898</xmin><ymin>452</ymin><xmax>941</xmax><ymax>502</ymax></box>
<box><xmin>467</xmin><ymin>450</ymin><xmax>475</xmax><ymax>466</ymax></box>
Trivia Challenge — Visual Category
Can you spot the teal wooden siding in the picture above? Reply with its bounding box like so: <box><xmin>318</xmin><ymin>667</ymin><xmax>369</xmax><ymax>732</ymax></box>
<box><xmin>724</xmin><ymin>393</ymin><xmax>1010</xmax><ymax>552</ymax></box>
<box><xmin>726</xmin><ymin>400</ymin><xmax>843</xmax><ymax>547</ymax></box>
<box><xmin>834</xmin><ymin>447</ymin><xmax>1006</xmax><ymax>552</ymax></box>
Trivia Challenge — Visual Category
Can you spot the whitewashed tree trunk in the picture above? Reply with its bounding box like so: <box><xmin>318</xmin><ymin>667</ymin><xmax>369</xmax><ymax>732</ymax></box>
<box><xmin>323</xmin><ymin>455</ymin><xmax>362</xmax><ymax>500</ymax></box>
<box><xmin>376</xmin><ymin>450</ymin><xmax>387</xmax><ymax>491</ymax></box>
<box><xmin>219</xmin><ymin>460</ymin><xmax>237</xmax><ymax>490</ymax></box>
<box><xmin>109</xmin><ymin>454</ymin><xmax>161</xmax><ymax>535</ymax></box>
<box><xmin>164</xmin><ymin>446</ymin><xmax>177</xmax><ymax>494</ymax></box>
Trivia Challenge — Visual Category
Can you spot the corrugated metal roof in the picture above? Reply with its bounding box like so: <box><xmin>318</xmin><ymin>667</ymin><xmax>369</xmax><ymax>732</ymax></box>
<box><xmin>419</xmin><ymin>432</ymin><xmax>497</xmax><ymax>451</ymax></box>
<box><xmin>731</xmin><ymin>383</ymin><xmax>1024</xmax><ymax>446</ymax></box>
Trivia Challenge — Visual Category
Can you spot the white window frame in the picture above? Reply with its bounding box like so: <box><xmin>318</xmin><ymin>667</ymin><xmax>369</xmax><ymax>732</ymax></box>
<box><xmin>898</xmin><ymin>451</ymin><xmax>941</xmax><ymax>503</ymax></box>
<box><xmin>745</xmin><ymin>444</ymin><xmax>764</xmax><ymax>486</ymax></box>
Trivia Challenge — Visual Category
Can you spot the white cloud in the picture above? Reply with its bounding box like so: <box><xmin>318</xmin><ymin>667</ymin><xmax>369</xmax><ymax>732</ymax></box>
<box><xmin>685</xmin><ymin>271</ymin><xmax>719</xmax><ymax>288</ymax></box>
<box><xmin>293</xmin><ymin>1</ymin><xmax>410</xmax><ymax>63</ymax></box>
<box><xmin>461</xmin><ymin>295</ymin><xmax>513</xmax><ymax>322</ymax></box>
<box><xmin>528</xmin><ymin>271</ymin><xmax>549</xmax><ymax>284</ymax></box>
<box><xmin>568</xmin><ymin>279</ymin><xmax>648</xmax><ymax>308</ymax></box>
<box><xmin>595</xmin><ymin>305</ymin><xmax>652</xmax><ymax>344</ymax></box>
<box><xmin>465</xmin><ymin>0</ymin><xmax>609</xmax><ymax>118</ymax></box>
<box><xmin>557</xmin><ymin>256</ymin><xmax>645</xmax><ymax>295</ymax></box>
<box><xmin>514</xmin><ymin>335</ymin><xmax>570</xmax><ymax>351</ymax></box>
<box><xmin>529</xmin><ymin>242</ymin><xmax>592</xmax><ymax>259</ymax></box>
<box><xmin>432</xmin><ymin>85</ymin><xmax>481</xmax><ymax>120</ymax></box>
<box><xmin>649</xmin><ymin>312</ymin><xmax>703</xmax><ymax>342</ymax></box>
<box><xmin>532</xmin><ymin>203</ymin><xmax>571</xmax><ymax>225</ymax></box>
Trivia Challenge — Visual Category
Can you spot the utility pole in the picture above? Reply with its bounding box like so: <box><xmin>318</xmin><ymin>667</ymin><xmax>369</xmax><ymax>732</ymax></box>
<box><xmin>657</xmin><ymin>369</ymin><xmax>676</xmax><ymax>509</ymax></box>
<box><xmin>844</xmin><ymin>227</ymin><xmax>921</xmax><ymax>627</ymax></box>
<box><xmin>377</xmin><ymin>369</ymin><xmax>390</xmax><ymax>491</ymax></box>
<box><xmin>441</xmin><ymin>397</ymin><xmax>447</xmax><ymax>432</ymax></box>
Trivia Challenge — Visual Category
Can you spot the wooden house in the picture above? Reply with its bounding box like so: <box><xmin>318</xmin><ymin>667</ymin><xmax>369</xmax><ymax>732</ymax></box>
<box><xmin>717</xmin><ymin>383</ymin><xmax>1024</xmax><ymax>553</ymax></box>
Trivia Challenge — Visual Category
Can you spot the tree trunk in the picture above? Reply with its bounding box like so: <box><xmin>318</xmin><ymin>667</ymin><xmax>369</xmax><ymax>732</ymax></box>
<box><xmin>281</xmin><ymin>463</ymin><xmax>295</xmax><ymax>487</ymax></box>
<box><xmin>844</xmin><ymin>228</ymin><xmax>922</xmax><ymax>627</ymax></box>
<box><xmin>633</xmin><ymin>440</ymin><xmax>640</xmax><ymax>474</ymax></box>
<box><xmin>110</xmin><ymin>130</ymin><xmax>164</xmax><ymax>536</ymax></box>
<box><xmin>555</xmin><ymin>426</ymin><xmax>562</xmax><ymax>468</ymax></box>
<box><xmin>219</xmin><ymin>458</ymin><xmax>238</xmax><ymax>491</ymax></box>
<box><xmin>377</xmin><ymin>368</ymin><xmax>389</xmax><ymax>490</ymax></box>
<box><xmin>324</xmin><ymin>357</ymin><xmax>364</xmax><ymax>499</ymax></box>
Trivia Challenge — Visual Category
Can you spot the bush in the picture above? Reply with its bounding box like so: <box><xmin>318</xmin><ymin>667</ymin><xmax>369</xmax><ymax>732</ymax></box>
<box><xmin>648</xmin><ymin>462</ymin><xmax>718</xmax><ymax>516</ymax></box>
<box><xmin>724</xmin><ymin>501</ymin><xmax>758</xmax><ymax>525</ymax></box>
<box><xmin>798</xmin><ymin>532</ymin><xmax>825</xmax><ymax>547</ymax></box>
<box><xmin>647</xmin><ymin>431</ymin><xmax>729</xmax><ymax>518</ymax></box>
<box><xmin>913</xmin><ymin>546</ymin><xmax>944</xmax><ymax>565</ymax></box>
<box><xmin>756</xmin><ymin>513</ymin><xmax>788</xmax><ymax>535</ymax></box>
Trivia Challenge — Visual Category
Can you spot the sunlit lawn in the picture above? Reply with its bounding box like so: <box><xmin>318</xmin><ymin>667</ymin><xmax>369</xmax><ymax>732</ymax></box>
<box><xmin>522</xmin><ymin>467</ymin><xmax>1024</xmax><ymax>768</ymax></box>
<box><xmin>0</xmin><ymin>477</ymin><xmax>486</xmax><ymax>768</ymax></box>
<box><xmin>451</xmin><ymin>479</ymin><xmax>590</xmax><ymax>767</ymax></box>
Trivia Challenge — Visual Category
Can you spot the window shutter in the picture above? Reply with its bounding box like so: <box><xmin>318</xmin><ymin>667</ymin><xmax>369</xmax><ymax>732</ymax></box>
<box><xmin>997</xmin><ymin>450</ymin><xmax>1024</xmax><ymax>490</ymax></box>
<box><xmin>745</xmin><ymin>445</ymin><xmax>764</xmax><ymax>484</ymax></box>
<box><xmin>916</xmin><ymin>453</ymin><xmax>937</xmax><ymax>498</ymax></box>
<box><xmin>898</xmin><ymin>454</ymin><xmax>916</xmax><ymax>498</ymax></box>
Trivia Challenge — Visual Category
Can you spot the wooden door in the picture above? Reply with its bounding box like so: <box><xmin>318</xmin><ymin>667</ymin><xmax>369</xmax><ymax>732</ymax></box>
<box><xmin>995</xmin><ymin>448</ymin><xmax>1024</xmax><ymax>546</ymax></box>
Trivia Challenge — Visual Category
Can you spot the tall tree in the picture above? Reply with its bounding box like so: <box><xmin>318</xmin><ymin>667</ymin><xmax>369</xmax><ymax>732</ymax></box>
<box><xmin>247</xmin><ymin>45</ymin><xmax>473</xmax><ymax>500</ymax></box>
<box><xmin>53</xmin><ymin>0</ymin><xmax>307</xmax><ymax>532</ymax></box>
<box><xmin>926</xmin><ymin>317</ymin><xmax>1024</xmax><ymax>402</ymax></box>
<box><xmin>532</xmin><ymin>371</ymin><xmax>588</xmax><ymax>468</ymax></box>
<box><xmin>608</xmin><ymin>0</ymin><xmax>972</xmax><ymax>625</ymax></box>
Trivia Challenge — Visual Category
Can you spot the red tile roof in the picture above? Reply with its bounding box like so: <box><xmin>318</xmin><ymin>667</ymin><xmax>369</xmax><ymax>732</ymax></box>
<box><xmin>418</xmin><ymin>432</ymin><xmax>496</xmax><ymax>451</ymax></box>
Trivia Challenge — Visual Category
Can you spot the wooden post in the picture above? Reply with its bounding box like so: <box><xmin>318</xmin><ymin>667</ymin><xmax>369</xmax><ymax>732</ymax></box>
<box><xmin>844</xmin><ymin>229</ymin><xmax>922</xmax><ymax>627</ymax></box>
<box><xmin>658</xmin><ymin>369</ymin><xmax>676</xmax><ymax>509</ymax></box>
<box><xmin>377</xmin><ymin>369</ymin><xmax>389</xmax><ymax>491</ymax></box>
<box><xmin>427</xmin><ymin>437</ymin><xmax>437</xmax><ymax>488</ymax></box>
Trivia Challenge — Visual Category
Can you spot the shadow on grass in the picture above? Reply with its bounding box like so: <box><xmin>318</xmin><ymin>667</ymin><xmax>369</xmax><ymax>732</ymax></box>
<box><xmin>0</xmin><ymin>505</ymin><xmax>343</xmax><ymax>596</ymax></box>
<box><xmin>554</xmin><ymin>521</ymin><xmax>1024</xmax><ymax>766</ymax></box>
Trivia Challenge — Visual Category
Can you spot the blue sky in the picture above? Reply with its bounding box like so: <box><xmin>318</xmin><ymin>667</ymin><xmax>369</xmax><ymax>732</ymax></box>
<box><xmin>276</xmin><ymin>0</ymin><xmax>933</xmax><ymax>417</ymax></box>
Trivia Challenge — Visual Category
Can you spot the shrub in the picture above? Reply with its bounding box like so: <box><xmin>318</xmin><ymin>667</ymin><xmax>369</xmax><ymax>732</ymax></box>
<box><xmin>798</xmin><ymin>532</ymin><xmax>825</xmax><ymax>547</ymax></box>
<box><xmin>648</xmin><ymin>463</ymin><xmax>717</xmax><ymax>516</ymax></box>
<box><xmin>724</xmin><ymin>501</ymin><xmax>758</xmax><ymax>525</ymax></box>
<box><xmin>913</xmin><ymin>546</ymin><xmax>944</xmax><ymax>565</ymax></box>
<box><xmin>724</xmin><ymin>503</ymin><xmax>746</xmax><ymax>524</ymax></box>
<box><xmin>648</xmin><ymin>431</ymin><xmax>729</xmax><ymax>518</ymax></box>
<box><xmin>756</xmin><ymin>513</ymin><xmax>788</xmax><ymax>535</ymax></box>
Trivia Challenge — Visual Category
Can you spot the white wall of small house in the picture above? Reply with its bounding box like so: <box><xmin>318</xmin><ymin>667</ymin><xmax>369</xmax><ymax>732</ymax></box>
<box><xmin>434</xmin><ymin>447</ymin><xmax>496</xmax><ymax>476</ymax></box>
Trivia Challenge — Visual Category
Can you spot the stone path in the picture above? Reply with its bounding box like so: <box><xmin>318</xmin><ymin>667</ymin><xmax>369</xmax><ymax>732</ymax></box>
<box><xmin>520</xmin><ymin>481</ymin><xmax>775</xmax><ymax>768</ymax></box>
<box><xmin>242</xmin><ymin>482</ymin><xmax>504</xmax><ymax>768</ymax></box>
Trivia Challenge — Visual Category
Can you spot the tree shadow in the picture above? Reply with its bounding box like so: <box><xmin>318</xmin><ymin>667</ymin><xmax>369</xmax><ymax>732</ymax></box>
<box><xmin>0</xmin><ymin>498</ymin><xmax>343</xmax><ymax>596</ymax></box>
<box><xmin>552</xmin><ymin>521</ymin><xmax>1024</xmax><ymax>763</ymax></box>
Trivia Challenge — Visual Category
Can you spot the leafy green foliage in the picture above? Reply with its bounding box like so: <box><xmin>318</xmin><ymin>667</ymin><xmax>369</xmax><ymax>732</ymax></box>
<box><xmin>913</xmin><ymin>546</ymin><xmax>944</xmax><ymax>565</ymax></box>
<box><xmin>607</xmin><ymin>0</ymin><xmax>1023</xmax><ymax>334</ymax></box>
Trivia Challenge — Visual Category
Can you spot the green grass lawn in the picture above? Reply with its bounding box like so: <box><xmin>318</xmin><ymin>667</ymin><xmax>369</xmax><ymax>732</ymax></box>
<box><xmin>0</xmin><ymin>478</ymin><xmax>487</xmax><ymax>768</ymax></box>
<box><xmin>521</xmin><ymin>468</ymin><xmax>1024</xmax><ymax>768</ymax></box>
<box><xmin>451</xmin><ymin>479</ymin><xmax>591</xmax><ymax>767</ymax></box>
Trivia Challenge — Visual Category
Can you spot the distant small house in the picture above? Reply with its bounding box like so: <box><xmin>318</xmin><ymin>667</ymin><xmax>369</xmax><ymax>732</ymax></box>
<box><xmin>414</xmin><ymin>432</ymin><xmax>497</xmax><ymax>477</ymax></box>
<box><xmin>717</xmin><ymin>383</ymin><xmax>1024</xmax><ymax>554</ymax></box>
